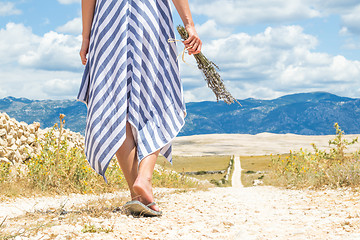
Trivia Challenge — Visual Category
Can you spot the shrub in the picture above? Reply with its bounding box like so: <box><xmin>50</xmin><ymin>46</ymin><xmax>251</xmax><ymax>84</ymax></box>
<box><xmin>271</xmin><ymin>123</ymin><xmax>360</xmax><ymax>189</ymax></box>
<box><xmin>0</xmin><ymin>114</ymin><xmax>198</xmax><ymax>197</ymax></box>
<box><xmin>0</xmin><ymin>161</ymin><xmax>10</xmax><ymax>183</ymax></box>
<box><xmin>25</xmin><ymin>114</ymin><xmax>124</xmax><ymax>194</ymax></box>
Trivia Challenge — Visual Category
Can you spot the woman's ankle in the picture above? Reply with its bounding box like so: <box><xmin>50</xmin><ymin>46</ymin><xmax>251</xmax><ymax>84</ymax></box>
<box><xmin>130</xmin><ymin>191</ymin><xmax>141</xmax><ymax>201</ymax></box>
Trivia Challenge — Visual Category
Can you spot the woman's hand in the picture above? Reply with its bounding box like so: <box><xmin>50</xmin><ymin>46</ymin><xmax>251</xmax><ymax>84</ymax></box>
<box><xmin>80</xmin><ymin>38</ymin><xmax>90</xmax><ymax>65</ymax></box>
<box><xmin>183</xmin><ymin>25</ymin><xmax>202</xmax><ymax>55</ymax></box>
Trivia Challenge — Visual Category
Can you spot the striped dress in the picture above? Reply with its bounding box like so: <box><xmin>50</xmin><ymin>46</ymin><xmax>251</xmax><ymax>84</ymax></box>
<box><xmin>76</xmin><ymin>0</ymin><xmax>187</xmax><ymax>182</ymax></box>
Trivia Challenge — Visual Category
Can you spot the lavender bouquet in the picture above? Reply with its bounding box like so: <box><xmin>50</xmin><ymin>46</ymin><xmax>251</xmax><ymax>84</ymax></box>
<box><xmin>177</xmin><ymin>25</ymin><xmax>240</xmax><ymax>106</ymax></box>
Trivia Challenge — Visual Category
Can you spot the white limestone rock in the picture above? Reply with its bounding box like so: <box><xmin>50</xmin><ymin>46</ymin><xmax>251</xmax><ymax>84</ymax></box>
<box><xmin>0</xmin><ymin>112</ymin><xmax>85</xmax><ymax>165</ymax></box>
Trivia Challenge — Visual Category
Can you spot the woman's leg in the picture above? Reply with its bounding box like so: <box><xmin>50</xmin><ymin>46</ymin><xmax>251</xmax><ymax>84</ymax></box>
<box><xmin>115</xmin><ymin>121</ymin><xmax>139</xmax><ymax>201</ymax></box>
<box><xmin>133</xmin><ymin>149</ymin><xmax>161</xmax><ymax>211</ymax></box>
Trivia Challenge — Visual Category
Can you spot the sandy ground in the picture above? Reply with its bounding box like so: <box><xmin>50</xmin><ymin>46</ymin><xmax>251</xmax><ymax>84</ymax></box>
<box><xmin>2</xmin><ymin>184</ymin><xmax>360</xmax><ymax>239</ymax></box>
<box><xmin>172</xmin><ymin>133</ymin><xmax>360</xmax><ymax>156</ymax></box>
<box><xmin>2</xmin><ymin>133</ymin><xmax>360</xmax><ymax>239</ymax></box>
<box><xmin>231</xmin><ymin>156</ymin><xmax>243</xmax><ymax>188</ymax></box>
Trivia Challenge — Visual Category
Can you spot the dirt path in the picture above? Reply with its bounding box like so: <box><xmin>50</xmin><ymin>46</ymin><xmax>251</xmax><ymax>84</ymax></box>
<box><xmin>231</xmin><ymin>156</ymin><xmax>243</xmax><ymax>188</ymax></box>
<box><xmin>2</xmin><ymin>185</ymin><xmax>360</xmax><ymax>239</ymax></box>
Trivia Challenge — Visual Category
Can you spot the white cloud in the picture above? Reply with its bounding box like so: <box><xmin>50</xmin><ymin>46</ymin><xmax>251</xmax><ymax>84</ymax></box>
<box><xmin>0</xmin><ymin>22</ymin><xmax>84</xmax><ymax>100</ymax></box>
<box><xmin>19</xmin><ymin>31</ymin><xmax>81</xmax><ymax>71</ymax></box>
<box><xmin>57</xmin><ymin>17</ymin><xmax>82</xmax><ymax>35</ymax></box>
<box><xmin>312</xmin><ymin>0</ymin><xmax>359</xmax><ymax>13</ymax></box>
<box><xmin>340</xmin><ymin>5</ymin><xmax>360</xmax><ymax>34</ymax></box>
<box><xmin>0</xmin><ymin>23</ymin><xmax>40</xmax><ymax>65</ymax></box>
<box><xmin>183</xmin><ymin>86</ymin><xmax>211</xmax><ymax>102</ymax></box>
<box><xmin>42</xmin><ymin>78</ymin><xmax>81</xmax><ymax>97</ymax></box>
<box><xmin>57</xmin><ymin>0</ymin><xmax>80</xmax><ymax>5</ymax></box>
<box><xmin>18</xmin><ymin>31</ymin><xmax>82</xmax><ymax>71</ymax></box>
<box><xmin>2</xmin><ymin>3</ymin><xmax>360</xmax><ymax>103</ymax></box>
<box><xmin>191</xmin><ymin>0</ymin><xmax>321</xmax><ymax>25</ymax></box>
<box><xmin>0</xmin><ymin>67</ymin><xmax>82</xmax><ymax>100</ymax></box>
<box><xmin>341</xmin><ymin>38</ymin><xmax>360</xmax><ymax>50</ymax></box>
<box><xmin>339</xmin><ymin>27</ymin><xmax>350</xmax><ymax>36</ymax></box>
<box><xmin>190</xmin><ymin>1</ymin><xmax>360</xmax><ymax>37</ymax></box>
<box><xmin>0</xmin><ymin>2</ymin><xmax>21</xmax><ymax>16</ymax></box>
<box><xmin>0</xmin><ymin>22</ymin><xmax>82</xmax><ymax>71</ymax></box>
<box><xmin>181</xmin><ymin>25</ymin><xmax>360</xmax><ymax>100</ymax></box>
<box><xmin>204</xmin><ymin>26</ymin><xmax>318</xmax><ymax>69</ymax></box>
<box><xmin>195</xmin><ymin>20</ymin><xmax>231</xmax><ymax>39</ymax></box>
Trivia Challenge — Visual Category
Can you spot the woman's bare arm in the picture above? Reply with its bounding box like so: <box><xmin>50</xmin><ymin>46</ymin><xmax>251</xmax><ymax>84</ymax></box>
<box><xmin>80</xmin><ymin>0</ymin><xmax>96</xmax><ymax>65</ymax></box>
<box><xmin>171</xmin><ymin>0</ymin><xmax>202</xmax><ymax>55</ymax></box>
<box><xmin>81</xmin><ymin>0</ymin><xmax>96</xmax><ymax>39</ymax></box>
<box><xmin>171</xmin><ymin>0</ymin><xmax>194</xmax><ymax>28</ymax></box>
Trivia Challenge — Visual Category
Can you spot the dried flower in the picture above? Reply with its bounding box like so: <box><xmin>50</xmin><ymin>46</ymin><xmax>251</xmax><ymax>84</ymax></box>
<box><xmin>176</xmin><ymin>25</ymin><xmax>241</xmax><ymax>106</ymax></box>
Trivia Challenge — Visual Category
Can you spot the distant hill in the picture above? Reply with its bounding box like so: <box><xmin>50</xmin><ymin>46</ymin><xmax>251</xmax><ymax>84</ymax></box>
<box><xmin>1</xmin><ymin>92</ymin><xmax>360</xmax><ymax>136</ymax></box>
<box><xmin>0</xmin><ymin>96</ymin><xmax>87</xmax><ymax>135</ymax></box>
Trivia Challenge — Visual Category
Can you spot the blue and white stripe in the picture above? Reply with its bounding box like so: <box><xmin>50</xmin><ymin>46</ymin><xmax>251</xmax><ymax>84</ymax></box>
<box><xmin>77</xmin><ymin>0</ymin><xmax>187</xmax><ymax>181</ymax></box>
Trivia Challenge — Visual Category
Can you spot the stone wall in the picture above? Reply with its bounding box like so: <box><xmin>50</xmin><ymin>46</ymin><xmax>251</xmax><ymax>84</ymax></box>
<box><xmin>0</xmin><ymin>112</ymin><xmax>85</xmax><ymax>165</ymax></box>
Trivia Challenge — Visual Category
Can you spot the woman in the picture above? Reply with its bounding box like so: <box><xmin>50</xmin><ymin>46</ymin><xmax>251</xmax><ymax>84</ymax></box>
<box><xmin>77</xmin><ymin>0</ymin><xmax>201</xmax><ymax>216</ymax></box>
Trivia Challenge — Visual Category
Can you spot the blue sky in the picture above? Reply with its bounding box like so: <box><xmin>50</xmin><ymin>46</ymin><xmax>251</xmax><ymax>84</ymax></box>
<box><xmin>1</xmin><ymin>0</ymin><xmax>360</xmax><ymax>102</ymax></box>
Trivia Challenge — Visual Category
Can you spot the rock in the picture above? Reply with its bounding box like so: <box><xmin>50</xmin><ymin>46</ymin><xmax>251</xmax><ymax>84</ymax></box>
<box><xmin>8</xmin><ymin>120</ymin><xmax>14</xmax><ymax>127</ymax></box>
<box><xmin>6</xmin><ymin>150</ymin><xmax>15</xmax><ymax>160</ymax></box>
<box><xmin>0</xmin><ymin>128</ymin><xmax>6</xmax><ymax>137</ymax></box>
<box><xmin>19</xmin><ymin>121</ymin><xmax>27</xmax><ymax>129</ymax></box>
<box><xmin>14</xmin><ymin>150</ymin><xmax>21</xmax><ymax>161</ymax></box>
<box><xmin>18</xmin><ymin>128</ymin><xmax>24</xmax><ymax>135</ymax></box>
<box><xmin>7</xmin><ymin>136</ymin><xmax>15</xmax><ymax>146</ymax></box>
<box><xmin>27</xmin><ymin>135</ymin><xmax>36</xmax><ymax>144</ymax></box>
<box><xmin>9</xmin><ymin>128</ymin><xmax>15</xmax><ymax>137</ymax></box>
<box><xmin>0</xmin><ymin>146</ymin><xmax>5</xmax><ymax>157</ymax></box>
<box><xmin>33</xmin><ymin>122</ymin><xmax>40</xmax><ymax>131</ymax></box>
<box><xmin>0</xmin><ymin>112</ymin><xmax>85</xmax><ymax>166</ymax></box>
<box><xmin>10</xmin><ymin>144</ymin><xmax>17</xmax><ymax>151</ymax></box>
<box><xmin>20</xmin><ymin>135</ymin><xmax>27</xmax><ymax>143</ymax></box>
<box><xmin>0</xmin><ymin>156</ymin><xmax>11</xmax><ymax>164</ymax></box>
<box><xmin>21</xmin><ymin>152</ymin><xmax>29</xmax><ymax>161</ymax></box>
<box><xmin>19</xmin><ymin>145</ymin><xmax>26</xmax><ymax>153</ymax></box>
<box><xmin>253</xmin><ymin>179</ymin><xmax>264</xmax><ymax>186</ymax></box>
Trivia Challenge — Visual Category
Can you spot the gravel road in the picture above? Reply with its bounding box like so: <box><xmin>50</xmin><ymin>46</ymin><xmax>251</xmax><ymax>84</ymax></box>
<box><xmin>2</xmin><ymin>155</ymin><xmax>360</xmax><ymax>239</ymax></box>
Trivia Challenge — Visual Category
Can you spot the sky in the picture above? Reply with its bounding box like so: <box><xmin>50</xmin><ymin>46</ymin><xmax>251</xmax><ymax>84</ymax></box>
<box><xmin>0</xmin><ymin>0</ymin><xmax>360</xmax><ymax>102</ymax></box>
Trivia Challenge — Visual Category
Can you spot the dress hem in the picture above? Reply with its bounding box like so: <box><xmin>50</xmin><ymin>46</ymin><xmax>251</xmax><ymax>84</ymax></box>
<box><xmin>134</xmin><ymin>108</ymin><xmax>186</xmax><ymax>169</ymax></box>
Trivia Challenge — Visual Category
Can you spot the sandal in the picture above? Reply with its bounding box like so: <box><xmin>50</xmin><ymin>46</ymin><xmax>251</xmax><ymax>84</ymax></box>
<box><xmin>123</xmin><ymin>200</ymin><xmax>162</xmax><ymax>217</ymax></box>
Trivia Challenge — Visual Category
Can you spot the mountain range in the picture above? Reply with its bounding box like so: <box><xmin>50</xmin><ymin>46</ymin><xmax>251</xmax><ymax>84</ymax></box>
<box><xmin>1</xmin><ymin>92</ymin><xmax>359</xmax><ymax>136</ymax></box>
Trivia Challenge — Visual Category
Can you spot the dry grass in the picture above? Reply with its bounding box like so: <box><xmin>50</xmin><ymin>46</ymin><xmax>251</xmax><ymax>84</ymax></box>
<box><xmin>0</xmin><ymin>189</ymin><xmax>185</xmax><ymax>239</ymax></box>
<box><xmin>269</xmin><ymin>123</ymin><xmax>360</xmax><ymax>190</ymax></box>
<box><xmin>158</xmin><ymin>155</ymin><xmax>232</xmax><ymax>186</ymax></box>
<box><xmin>159</xmin><ymin>155</ymin><xmax>230</xmax><ymax>172</ymax></box>
<box><xmin>0</xmin><ymin>115</ymin><xmax>200</xmax><ymax>199</ymax></box>
<box><xmin>239</xmin><ymin>124</ymin><xmax>360</xmax><ymax>190</ymax></box>
<box><xmin>0</xmin><ymin>194</ymin><xmax>127</xmax><ymax>239</ymax></box>
<box><xmin>240</xmin><ymin>155</ymin><xmax>282</xmax><ymax>187</ymax></box>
